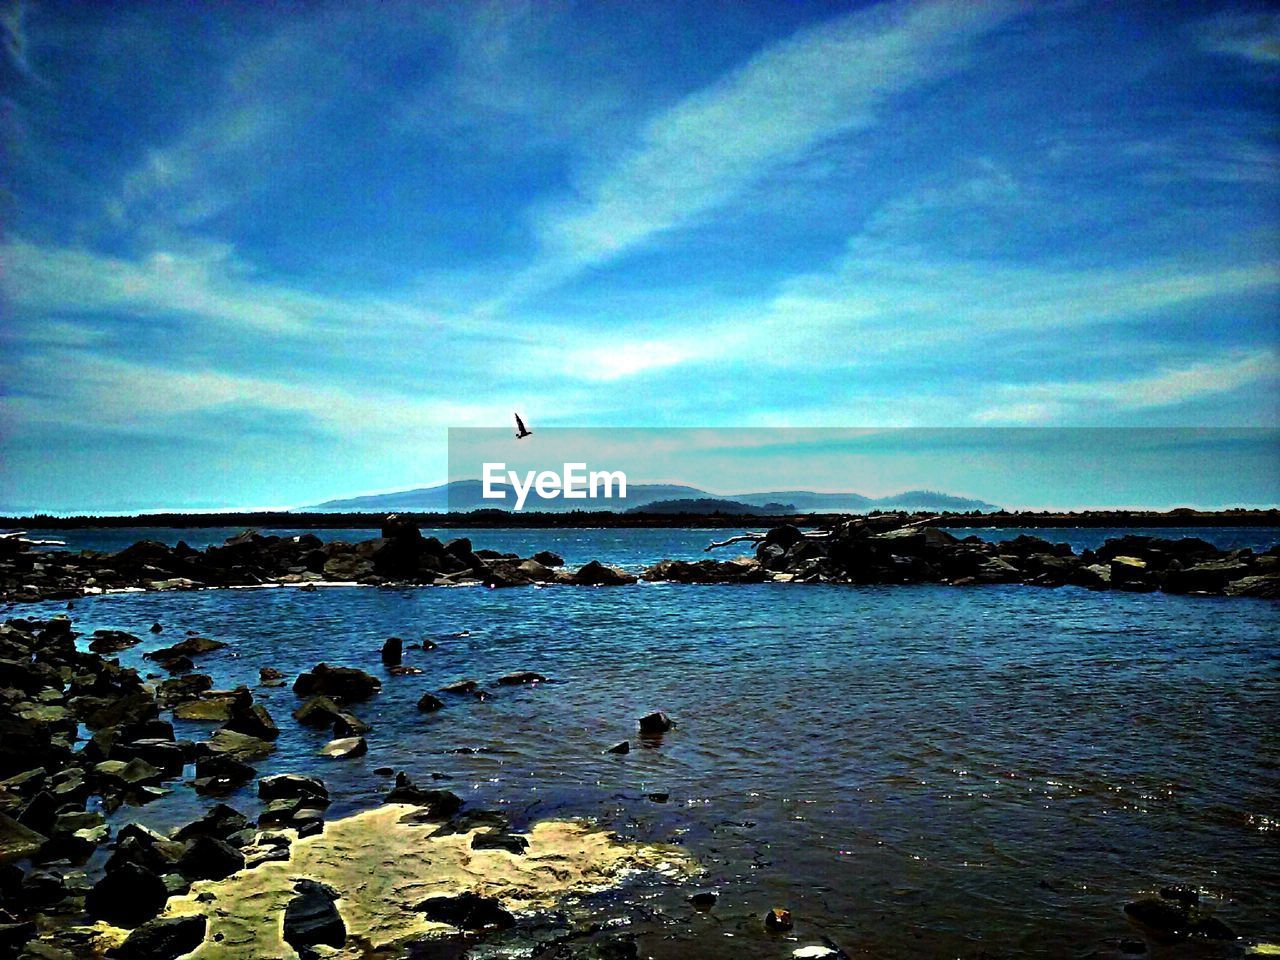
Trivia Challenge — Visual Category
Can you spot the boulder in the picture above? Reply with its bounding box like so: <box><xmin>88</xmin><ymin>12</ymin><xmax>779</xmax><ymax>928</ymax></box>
<box><xmin>381</xmin><ymin>637</ymin><xmax>403</xmax><ymax>666</ymax></box>
<box><xmin>385</xmin><ymin>774</ymin><xmax>463</xmax><ymax>818</ymax></box>
<box><xmin>283</xmin><ymin>879</ymin><xmax>346</xmax><ymax>952</ymax></box>
<box><xmin>532</xmin><ymin>550</ymin><xmax>565</xmax><ymax>568</ymax></box>
<box><xmin>107</xmin><ymin>914</ymin><xmax>207</xmax><ymax>960</ymax></box>
<box><xmin>1124</xmin><ymin>895</ymin><xmax>1235</xmax><ymax>940</ymax></box>
<box><xmin>223</xmin><ymin>702</ymin><xmax>279</xmax><ymax>741</ymax></box>
<box><xmin>0</xmin><ymin>812</ymin><xmax>46</xmax><ymax>863</ymax></box>
<box><xmin>172</xmin><ymin>803</ymin><xmax>250</xmax><ymax>842</ymax></box>
<box><xmin>177</xmin><ymin>834</ymin><xmax>244</xmax><ymax>881</ymax></box>
<box><xmin>259</xmin><ymin>774</ymin><xmax>329</xmax><ymax>805</ymax></box>
<box><xmin>321</xmin><ymin>737</ymin><xmax>367</xmax><ymax>759</ymax></box>
<box><xmin>638</xmin><ymin>712</ymin><xmax>673</xmax><ymax>734</ymax></box>
<box><xmin>416</xmin><ymin>693</ymin><xmax>445</xmax><ymax>713</ymax></box>
<box><xmin>88</xmin><ymin>630</ymin><xmax>143</xmax><ymax>654</ymax></box>
<box><xmin>569</xmin><ymin>561</ymin><xmax>637</xmax><ymax>586</ymax></box>
<box><xmin>86</xmin><ymin>861</ymin><xmax>168</xmax><ymax>927</ymax></box>
<box><xmin>293</xmin><ymin>664</ymin><xmax>382</xmax><ymax>703</ymax></box>
<box><xmin>606</xmin><ymin>741</ymin><xmax>630</xmax><ymax>755</ymax></box>
<box><xmin>293</xmin><ymin>695</ymin><xmax>344</xmax><ymax>728</ymax></box>
<box><xmin>144</xmin><ymin>636</ymin><xmax>226</xmax><ymax>662</ymax></box>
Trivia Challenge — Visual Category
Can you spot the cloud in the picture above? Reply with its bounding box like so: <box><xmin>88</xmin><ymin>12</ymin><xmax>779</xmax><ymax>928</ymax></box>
<box><xmin>972</xmin><ymin>349</ymin><xmax>1280</xmax><ymax>423</ymax></box>
<box><xmin>513</xmin><ymin>0</ymin><xmax>1020</xmax><ymax>294</ymax></box>
<box><xmin>1192</xmin><ymin>11</ymin><xmax>1280</xmax><ymax>64</ymax></box>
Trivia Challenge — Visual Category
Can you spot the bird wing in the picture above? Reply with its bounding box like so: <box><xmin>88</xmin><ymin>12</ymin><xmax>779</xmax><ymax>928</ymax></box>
<box><xmin>514</xmin><ymin>412</ymin><xmax>527</xmax><ymax>433</ymax></box>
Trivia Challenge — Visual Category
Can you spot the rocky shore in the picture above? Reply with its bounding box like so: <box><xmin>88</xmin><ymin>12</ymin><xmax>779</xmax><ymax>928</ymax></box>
<box><xmin>0</xmin><ymin>614</ymin><xmax>698</xmax><ymax>959</ymax></box>
<box><xmin>2</xmin><ymin>515</ymin><xmax>1277</xmax><ymax>604</ymax></box>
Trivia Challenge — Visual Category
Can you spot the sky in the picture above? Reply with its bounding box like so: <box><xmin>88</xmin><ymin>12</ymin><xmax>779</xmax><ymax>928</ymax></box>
<box><xmin>1</xmin><ymin>0</ymin><xmax>1278</xmax><ymax>513</ymax></box>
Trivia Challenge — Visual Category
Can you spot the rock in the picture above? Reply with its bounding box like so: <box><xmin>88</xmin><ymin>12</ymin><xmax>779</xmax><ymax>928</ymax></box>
<box><xmin>385</xmin><ymin>774</ymin><xmax>463</xmax><ymax>818</ymax></box>
<box><xmin>1124</xmin><ymin>895</ymin><xmax>1235</xmax><ymax>940</ymax></box>
<box><xmin>144</xmin><ymin>636</ymin><xmax>226</xmax><ymax>661</ymax></box>
<box><xmin>224</xmin><ymin>702</ymin><xmax>279</xmax><ymax>741</ymax></box>
<box><xmin>0</xmin><ymin>812</ymin><xmax>47</xmax><ymax>863</ymax></box>
<box><xmin>321</xmin><ymin>737</ymin><xmax>367</xmax><ymax>759</ymax></box>
<box><xmin>440</xmin><ymin>679</ymin><xmax>479</xmax><ymax>694</ymax></box>
<box><xmin>381</xmin><ymin>637</ymin><xmax>403</xmax><ymax>666</ymax></box>
<box><xmin>387</xmin><ymin>664</ymin><xmax>423</xmax><ymax>676</ymax></box>
<box><xmin>332</xmin><ymin>712</ymin><xmax>371</xmax><ymax>737</ymax></box>
<box><xmin>193</xmin><ymin>752</ymin><xmax>255</xmax><ymax>794</ymax></box>
<box><xmin>177</xmin><ymin>835</ymin><xmax>244</xmax><ymax>881</ymax></box>
<box><xmin>532</xmin><ymin>550</ymin><xmax>565</xmax><ymax>567</ymax></box>
<box><xmin>204</xmin><ymin>728</ymin><xmax>274</xmax><ymax>762</ymax></box>
<box><xmin>172</xmin><ymin>804</ymin><xmax>250</xmax><ymax>842</ymax></box>
<box><xmin>283</xmin><ymin>878</ymin><xmax>346</xmax><ymax>952</ymax></box>
<box><xmin>648</xmin><ymin>792</ymin><xmax>669</xmax><ymax>802</ymax></box>
<box><xmin>259</xmin><ymin>666</ymin><xmax>285</xmax><ymax>683</ymax></box>
<box><xmin>606</xmin><ymin>741</ymin><xmax>630</xmax><ymax>755</ymax></box>
<box><xmin>293</xmin><ymin>695</ymin><xmax>344</xmax><ymax>728</ymax></box>
<box><xmin>792</xmin><ymin>947</ymin><xmax>841</xmax><ymax>959</ymax></box>
<box><xmin>638</xmin><ymin>711</ymin><xmax>673</xmax><ymax>734</ymax></box>
<box><xmin>765</xmin><ymin>907</ymin><xmax>794</xmax><ymax>931</ymax></box>
<box><xmin>149</xmin><ymin>622</ymin><xmax>164</xmax><ymax>633</ymax></box>
<box><xmin>293</xmin><ymin>664</ymin><xmax>381</xmax><ymax>703</ymax></box>
<box><xmin>107</xmin><ymin>914</ymin><xmax>206</xmax><ymax>960</ymax></box>
<box><xmin>88</xmin><ymin>630</ymin><xmax>143</xmax><ymax>654</ymax></box>
<box><xmin>416</xmin><ymin>891</ymin><xmax>515</xmax><ymax>930</ymax></box>
<box><xmin>173</xmin><ymin>698</ymin><xmax>235</xmax><ymax>722</ymax></box>
<box><xmin>570</xmin><ymin>561</ymin><xmax>637</xmax><ymax>586</ymax></box>
<box><xmin>1225</xmin><ymin>574</ymin><xmax>1280</xmax><ymax>598</ymax></box>
<box><xmin>416</xmin><ymin>693</ymin><xmax>444</xmax><ymax>713</ymax></box>
<box><xmin>259</xmin><ymin>774</ymin><xmax>330</xmax><ymax>805</ymax></box>
<box><xmin>86</xmin><ymin>861</ymin><xmax>168</xmax><ymax>927</ymax></box>
<box><xmin>497</xmin><ymin>670</ymin><xmax>547</xmax><ymax>686</ymax></box>
<box><xmin>688</xmin><ymin>890</ymin><xmax>717</xmax><ymax>909</ymax></box>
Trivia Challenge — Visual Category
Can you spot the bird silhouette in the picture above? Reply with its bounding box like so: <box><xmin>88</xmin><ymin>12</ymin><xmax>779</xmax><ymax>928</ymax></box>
<box><xmin>514</xmin><ymin>412</ymin><xmax>532</xmax><ymax>439</ymax></box>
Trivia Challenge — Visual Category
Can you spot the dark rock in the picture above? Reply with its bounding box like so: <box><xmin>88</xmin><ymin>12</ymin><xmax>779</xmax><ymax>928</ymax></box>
<box><xmin>416</xmin><ymin>693</ymin><xmax>444</xmax><ymax>713</ymax></box>
<box><xmin>440</xmin><ymin>679</ymin><xmax>478</xmax><ymax>694</ymax></box>
<box><xmin>416</xmin><ymin>891</ymin><xmax>515</xmax><ymax>930</ymax></box>
<box><xmin>385</xmin><ymin>774</ymin><xmax>463</xmax><ymax>818</ymax></box>
<box><xmin>259</xmin><ymin>774</ymin><xmax>330</xmax><ymax>805</ymax></box>
<box><xmin>647</xmin><ymin>792</ymin><xmax>669</xmax><ymax>802</ymax></box>
<box><xmin>86</xmin><ymin>861</ymin><xmax>168</xmax><ymax>927</ymax></box>
<box><xmin>284</xmin><ymin>878</ymin><xmax>346</xmax><ymax>952</ymax></box>
<box><xmin>149</xmin><ymin>622</ymin><xmax>164</xmax><ymax>633</ymax></box>
<box><xmin>293</xmin><ymin>695</ymin><xmax>344</xmax><ymax>728</ymax></box>
<box><xmin>224</xmin><ymin>702</ymin><xmax>279</xmax><ymax>742</ymax></box>
<box><xmin>293</xmin><ymin>663</ymin><xmax>381</xmax><ymax>703</ymax></box>
<box><xmin>1124</xmin><ymin>895</ymin><xmax>1235</xmax><ymax>941</ymax></box>
<box><xmin>332</xmin><ymin>712</ymin><xmax>372</xmax><ymax>737</ymax></box>
<box><xmin>606</xmin><ymin>741</ymin><xmax>630</xmax><ymax>755</ymax></box>
<box><xmin>569</xmin><ymin>561</ymin><xmax>637</xmax><ymax>586</ymax></box>
<box><xmin>638</xmin><ymin>711</ymin><xmax>673</xmax><ymax>734</ymax></box>
<box><xmin>173</xmin><ymin>804</ymin><xmax>250</xmax><ymax>842</ymax></box>
<box><xmin>532</xmin><ymin>550</ymin><xmax>565</xmax><ymax>567</ymax></box>
<box><xmin>144</xmin><ymin>636</ymin><xmax>226</xmax><ymax>661</ymax></box>
<box><xmin>688</xmin><ymin>890</ymin><xmax>717</xmax><ymax>909</ymax></box>
<box><xmin>381</xmin><ymin>636</ymin><xmax>403</xmax><ymax>666</ymax></box>
<box><xmin>764</xmin><ymin>907</ymin><xmax>793</xmax><ymax>931</ymax></box>
<box><xmin>0</xmin><ymin>812</ymin><xmax>47</xmax><ymax>863</ymax></box>
<box><xmin>107</xmin><ymin>914</ymin><xmax>206</xmax><ymax>960</ymax></box>
<box><xmin>177</xmin><ymin>835</ymin><xmax>244</xmax><ymax>881</ymax></box>
<box><xmin>88</xmin><ymin>630</ymin><xmax>143</xmax><ymax>654</ymax></box>
<box><xmin>497</xmin><ymin>670</ymin><xmax>547</xmax><ymax>686</ymax></box>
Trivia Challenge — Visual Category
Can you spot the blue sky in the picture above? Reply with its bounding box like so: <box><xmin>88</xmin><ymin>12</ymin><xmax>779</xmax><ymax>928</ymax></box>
<box><xmin>1</xmin><ymin>0</ymin><xmax>1278</xmax><ymax>512</ymax></box>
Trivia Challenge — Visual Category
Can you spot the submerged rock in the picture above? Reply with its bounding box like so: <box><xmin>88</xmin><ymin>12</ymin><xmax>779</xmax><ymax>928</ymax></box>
<box><xmin>638</xmin><ymin>712</ymin><xmax>673</xmax><ymax>734</ymax></box>
<box><xmin>321</xmin><ymin>736</ymin><xmax>367</xmax><ymax>760</ymax></box>
<box><xmin>497</xmin><ymin>670</ymin><xmax>547</xmax><ymax>686</ymax></box>
<box><xmin>416</xmin><ymin>693</ymin><xmax>445</xmax><ymax>713</ymax></box>
<box><xmin>1124</xmin><ymin>894</ymin><xmax>1235</xmax><ymax>941</ymax></box>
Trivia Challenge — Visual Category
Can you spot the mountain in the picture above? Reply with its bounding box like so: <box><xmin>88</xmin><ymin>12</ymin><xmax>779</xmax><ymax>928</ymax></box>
<box><xmin>306</xmin><ymin>482</ymin><xmax>999</xmax><ymax>514</ymax></box>
<box><xmin>627</xmin><ymin>498</ymin><xmax>797</xmax><ymax>515</ymax></box>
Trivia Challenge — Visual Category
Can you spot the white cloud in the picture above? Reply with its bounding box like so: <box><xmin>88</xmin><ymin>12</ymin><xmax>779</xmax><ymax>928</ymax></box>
<box><xmin>1192</xmin><ymin>11</ymin><xmax>1280</xmax><ymax>64</ymax></box>
<box><xmin>515</xmin><ymin>0</ymin><xmax>1020</xmax><ymax>293</ymax></box>
<box><xmin>972</xmin><ymin>350</ymin><xmax>1280</xmax><ymax>423</ymax></box>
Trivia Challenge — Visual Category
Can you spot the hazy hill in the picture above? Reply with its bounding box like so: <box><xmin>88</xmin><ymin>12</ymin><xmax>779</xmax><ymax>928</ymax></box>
<box><xmin>626</xmin><ymin>498</ymin><xmax>797</xmax><ymax>515</ymax></box>
<box><xmin>307</xmin><ymin>482</ymin><xmax>999</xmax><ymax>514</ymax></box>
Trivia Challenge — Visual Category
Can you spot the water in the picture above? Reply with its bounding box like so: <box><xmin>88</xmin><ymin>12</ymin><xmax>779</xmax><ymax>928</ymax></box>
<box><xmin>18</xmin><ymin>524</ymin><xmax>1280</xmax><ymax>567</ymax></box>
<box><xmin>11</xmin><ymin>527</ymin><xmax>1280</xmax><ymax>957</ymax></box>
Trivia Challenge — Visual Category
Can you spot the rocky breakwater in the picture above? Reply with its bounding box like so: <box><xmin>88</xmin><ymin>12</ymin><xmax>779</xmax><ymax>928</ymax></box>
<box><xmin>0</xmin><ymin>517</ymin><xmax>636</xmax><ymax>603</ymax></box>
<box><xmin>642</xmin><ymin>517</ymin><xmax>1280</xmax><ymax>598</ymax></box>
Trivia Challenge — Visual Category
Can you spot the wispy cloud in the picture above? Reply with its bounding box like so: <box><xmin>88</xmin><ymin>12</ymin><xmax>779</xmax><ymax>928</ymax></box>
<box><xmin>512</xmin><ymin>0</ymin><xmax>1020</xmax><ymax>295</ymax></box>
<box><xmin>973</xmin><ymin>349</ymin><xmax>1280</xmax><ymax>424</ymax></box>
<box><xmin>1192</xmin><ymin>10</ymin><xmax>1280</xmax><ymax>64</ymax></box>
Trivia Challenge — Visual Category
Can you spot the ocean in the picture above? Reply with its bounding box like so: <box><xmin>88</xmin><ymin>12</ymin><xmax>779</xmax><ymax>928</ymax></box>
<box><xmin>12</xmin><ymin>526</ymin><xmax>1280</xmax><ymax>957</ymax></box>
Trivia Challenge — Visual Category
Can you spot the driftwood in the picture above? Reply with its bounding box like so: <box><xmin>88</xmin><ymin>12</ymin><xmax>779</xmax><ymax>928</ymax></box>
<box><xmin>704</xmin><ymin>515</ymin><xmax>941</xmax><ymax>552</ymax></box>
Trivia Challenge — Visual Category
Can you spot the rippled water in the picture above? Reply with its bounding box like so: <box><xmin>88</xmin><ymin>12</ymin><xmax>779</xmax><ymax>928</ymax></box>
<box><xmin>12</xmin><ymin>528</ymin><xmax>1280</xmax><ymax>958</ymax></box>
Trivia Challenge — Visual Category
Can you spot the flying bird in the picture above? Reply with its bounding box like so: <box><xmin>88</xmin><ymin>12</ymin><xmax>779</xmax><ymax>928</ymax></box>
<box><xmin>514</xmin><ymin>412</ymin><xmax>532</xmax><ymax>439</ymax></box>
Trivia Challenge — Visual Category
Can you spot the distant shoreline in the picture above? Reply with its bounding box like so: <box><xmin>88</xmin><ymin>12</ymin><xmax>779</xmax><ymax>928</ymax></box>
<box><xmin>3</xmin><ymin>508</ymin><xmax>1279</xmax><ymax>530</ymax></box>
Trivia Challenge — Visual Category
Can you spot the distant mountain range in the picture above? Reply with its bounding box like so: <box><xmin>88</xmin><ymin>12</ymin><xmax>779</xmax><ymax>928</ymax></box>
<box><xmin>305</xmin><ymin>481</ymin><xmax>999</xmax><ymax>514</ymax></box>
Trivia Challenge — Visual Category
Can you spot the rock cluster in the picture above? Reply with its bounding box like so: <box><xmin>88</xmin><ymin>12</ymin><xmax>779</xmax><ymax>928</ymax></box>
<box><xmin>0</xmin><ymin>520</ymin><xmax>636</xmax><ymax>602</ymax></box>
<box><xmin>641</xmin><ymin>520</ymin><xmax>1280</xmax><ymax>597</ymax></box>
